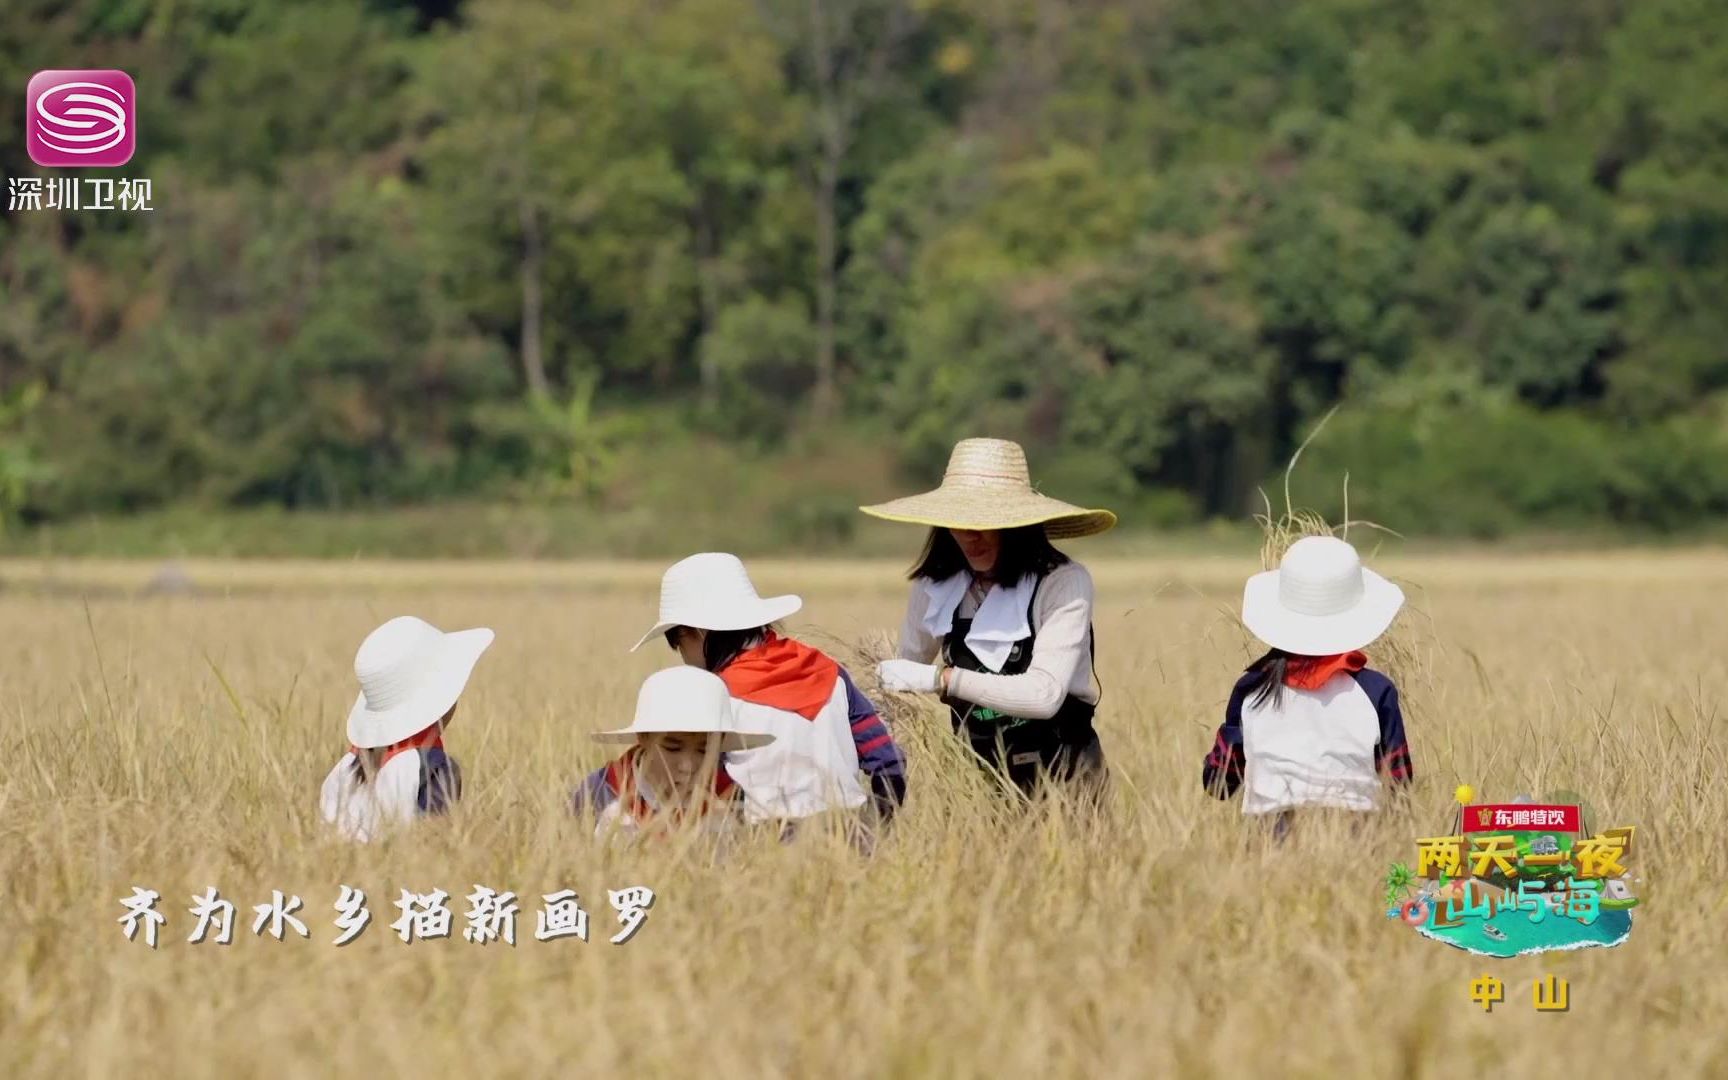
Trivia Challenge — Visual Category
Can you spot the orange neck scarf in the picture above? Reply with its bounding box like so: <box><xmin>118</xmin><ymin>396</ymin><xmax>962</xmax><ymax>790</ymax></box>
<box><xmin>1283</xmin><ymin>651</ymin><xmax>1368</xmax><ymax>689</ymax></box>
<box><xmin>716</xmin><ymin>631</ymin><xmax>839</xmax><ymax>722</ymax></box>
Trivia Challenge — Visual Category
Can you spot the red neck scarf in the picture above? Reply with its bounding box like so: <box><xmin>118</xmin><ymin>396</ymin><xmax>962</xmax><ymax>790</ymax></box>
<box><xmin>605</xmin><ymin>746</ymin><xmax>737</xmax><ymax>825</ymax></box>
<box><xmin>350</xmin><ymin>720</ymin><xmax>444</xmax><ymax>773</ymax></box>
<box><xmin>717</xmin><ymin>631</ymin><xmax>839</xmax><ymax>722</ymax></box>
<box><xmin>1283</xmin><ymin>651</ymin><xmax>1368</xmax><ymax>689</ymax></box>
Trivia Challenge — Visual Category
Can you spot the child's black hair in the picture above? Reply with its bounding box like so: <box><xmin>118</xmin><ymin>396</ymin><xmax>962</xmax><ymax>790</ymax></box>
<box><xmin>664</xmin><ymin>624</ymin><xmax>778</xmax><ymax>672</ymax></box>
<box><xmin>1244</xmin><ymin>648</ymin><xmax>1294</xmax><ymax>709</ymax></box>
<box><xmin>907</xmin><ymin>525</ymin><xmax>1069</xmax><ymax>585</ymax></box>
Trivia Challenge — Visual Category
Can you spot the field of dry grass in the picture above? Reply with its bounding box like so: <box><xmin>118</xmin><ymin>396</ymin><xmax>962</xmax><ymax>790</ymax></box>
<box><xmin>2</xmin><ymin>551</ymin><xmax>1726</xmax><ymax>1077</ymax></box>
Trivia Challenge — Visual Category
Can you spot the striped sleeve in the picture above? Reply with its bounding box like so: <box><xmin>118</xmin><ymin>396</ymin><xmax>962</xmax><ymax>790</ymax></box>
<box><xmin>417</xmin><ymin>749</ymin><xmax>463</xmax><ymax>814</ymax></box>
<box><xmin>838</xmin><ymin>666</ymin><xmax>907</xmax><ymax>822</ymax></box>
<box><xmin>570</xmin><ymin>765</ymin><xmax>617</xmax><ymax>816</ymax></box>
<box><xmin>1203</xmin><ymin>677</ymin><xmax>1251</xmax><ymax>799</ymax></box>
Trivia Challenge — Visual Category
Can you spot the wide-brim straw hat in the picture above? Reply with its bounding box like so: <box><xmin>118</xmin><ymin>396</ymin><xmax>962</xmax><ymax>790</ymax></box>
<box><xmin>858</xmin><ymin>438</ymin><xmax>1116</xmax><ymax>539</ymax></box>
<box><xmin>592</xmin><ymin>666</ymin><xmax>775</xmax><ymax>751</ymax></box>
<box><xmin>630</xmin><ymin>552</ymin><xmax>802</xmax><ymax>653</ymax></box>
<box><xmin>347</xmin><ymin>616</ymin><xmax>494</xmax><ymax>749</ymax></box>
<box><xmin>1241</xmin><ymin>535</ymin><xmax>1404</xmax><ymax>655</ymax></box>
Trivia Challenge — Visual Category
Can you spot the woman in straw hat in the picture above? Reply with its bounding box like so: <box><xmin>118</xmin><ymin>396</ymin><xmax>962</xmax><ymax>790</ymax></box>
<box><xmin>1202</xmin><ymin>536</ymin><xmax>1413</xmax><ymax>833</ymax></box>
<box><xmin>862</xmin><ymin>438</ymin><xmax>1115</xmax><ymax>801</ymax></box>
<box><xmin>572</xmin><ymin>666</ymin><xmax>776</xmax><ymax>840</ymax></box>
<box><xmin>614</xmin><ymin>553</ymin><xmax>907</xmax><ymax>835</ymax></box>
<box><xmin>319</xmin><ymin>615</ymin><xmax>494</xmax><ymax>843</ymax></box>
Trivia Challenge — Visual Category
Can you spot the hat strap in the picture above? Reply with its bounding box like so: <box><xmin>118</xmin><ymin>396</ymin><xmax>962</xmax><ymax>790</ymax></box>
<box><xmin>945</xmin><ymin>468</ymin><xmax>1027</xmax><ymax>484</ymax></box>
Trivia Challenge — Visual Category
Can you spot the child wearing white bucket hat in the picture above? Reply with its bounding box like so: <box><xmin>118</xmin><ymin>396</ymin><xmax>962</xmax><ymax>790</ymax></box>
<box><xmin>571</xmin><ymin>666</ymin><xmax>776</xmax><ymax>839</ymax></box>
<box><xmin>318</xmin><ymin>615</ymin><xmax>494</xmax><ymax>843</ymax></box>
<box><xmin>621</xmin><ymin>552</ymin><xmax>907</xmax><ymax>830</ymax></box>
<box><xmin>1203</xmin><ymin>536</ymin><xmax>1413</xmax><ymax>823</ymax></box>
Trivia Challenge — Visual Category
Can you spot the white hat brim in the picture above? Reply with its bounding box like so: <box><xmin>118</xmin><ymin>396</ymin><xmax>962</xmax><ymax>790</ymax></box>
<box><xmin>346</xmin><ymin>627</ymin><xmax>494</xmax><ymax>748</ymax></box>
<box><xmin>1241</xmin><ymin>569</ymin><xmax>1404</xmax><ymax>655</ymax></box>
<box><xmin>628</xmin><ymin>594</ymin><xmax>803</xmax><ymax>653</ymax></box>
<box><xmin>591</xmin><ymin>726</ymin><xmax>775</xmax><ymax>751</ymax></box>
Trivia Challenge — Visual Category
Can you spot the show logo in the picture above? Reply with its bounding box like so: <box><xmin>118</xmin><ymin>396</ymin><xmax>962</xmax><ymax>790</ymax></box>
<box><xmin>1383</xmin><ymin>785</ymin><xmax>1639</xmax><ymax>958</ymax></box>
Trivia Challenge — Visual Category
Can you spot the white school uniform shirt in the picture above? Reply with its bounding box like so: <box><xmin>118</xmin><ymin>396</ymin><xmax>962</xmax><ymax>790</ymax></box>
<box><xmin>1240</xmin><ymin>674</ymin><xmax>1383</xmax><ymax>815</ymax></box>
<box><xmin>724</xmin><ymin>680</ymin><xmax>866</xmax><ymax>824</ymax></box>
<box><xmin>318</xmin><ymin>752</ymin><xmax>422</xmax><ymax>843</ymax></box>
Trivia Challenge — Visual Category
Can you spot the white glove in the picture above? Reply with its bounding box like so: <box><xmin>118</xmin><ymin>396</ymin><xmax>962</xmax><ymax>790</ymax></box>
<box><xmin>877</xmin><ymin>659</ymin><xmax>940</xmax><ymax>693</ymax></box>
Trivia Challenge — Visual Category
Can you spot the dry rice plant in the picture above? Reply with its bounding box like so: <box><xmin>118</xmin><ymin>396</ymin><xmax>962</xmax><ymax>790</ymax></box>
<box><xmin>1252</xmin><ymin>408</ymin><xmax>1439</xmax><ymax>700</ymax></box>
<box><xmin>814</xmin><ymin>628</ymin><xmax>1082</xmax><ymax>825</ymax></box>
<box><xmin>1</xmin><ymin>555</ymin><xmax>1726</xmax><ymax>1077</ymax></box>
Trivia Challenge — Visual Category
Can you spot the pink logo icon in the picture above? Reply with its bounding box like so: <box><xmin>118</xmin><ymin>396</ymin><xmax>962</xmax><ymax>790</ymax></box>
<box><xmin>26</xmin><ymin>70</ymin><xmax>136</xmax><ymax>168</ymax></box>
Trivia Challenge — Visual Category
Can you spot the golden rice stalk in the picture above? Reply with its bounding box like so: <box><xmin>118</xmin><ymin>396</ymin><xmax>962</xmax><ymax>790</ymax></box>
<box><xmin>1252</xmin><ymin>406</ymin><xmax>1439</xmax><ymax>699</ymax></box>
<box><xmin>822</xmin><ymin>628</ymin><xmax>995</xmax><ymax>794</ymax></box>
<box><xmin>810</xmin><ymin>626</ymin><xmax>1070</xmax><ymax>815</ymax></box>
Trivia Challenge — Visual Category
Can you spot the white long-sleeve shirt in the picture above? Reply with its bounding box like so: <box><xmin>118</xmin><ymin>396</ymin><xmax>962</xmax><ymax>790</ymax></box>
<box><xmin>896</xmin><ymin>560</ymin><xmax>1098</xmax><ymax>720</ymax></box>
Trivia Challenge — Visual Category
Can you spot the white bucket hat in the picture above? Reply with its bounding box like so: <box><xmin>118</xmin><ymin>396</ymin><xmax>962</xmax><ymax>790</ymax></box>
<box><xmin>347</xmin><ymin>616</ymin><xmax>495</xmax><ymax>749</ymax></box>
<box><xmin>630</xmin><ymin>552</ymin><xmax>802</xmax><ymax>653</ymax></box>
<box><xmin>1241</xmin><ymin>536</ymin><xmax>1404</xmax><ymax>655</ymax></box>
<box><xmin>592</xmin><ymin>666</ymin><xmax>775</xmax><ymax>750</ymax></box>
<box><xmin>859</xmin><ymin>438</ymin><xmax>1116</xmax><ymax>539</ymax></box>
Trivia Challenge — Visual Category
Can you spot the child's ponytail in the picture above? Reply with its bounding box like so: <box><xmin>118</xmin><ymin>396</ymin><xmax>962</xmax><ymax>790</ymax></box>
<box><xmin>1245</xmin><ymin>648</ymin><xmax>1291</xmax><ymax>709</ymax></box>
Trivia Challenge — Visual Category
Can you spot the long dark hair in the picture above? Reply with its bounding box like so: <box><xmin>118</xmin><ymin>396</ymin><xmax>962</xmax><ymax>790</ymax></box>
<box><xmin>908</xmin><ymin>525</ymin><xmax>1070</xmax><ymax>585</ymax></box>
<box><xmin>1244</xmin><ymin>648</ymin><xmax>1293</xmax><ymax>709</ymax></box>
<box><xmin>664</xmin><ymin>624</ymin><xmax>776</xmax><ymax>672</ymax></box>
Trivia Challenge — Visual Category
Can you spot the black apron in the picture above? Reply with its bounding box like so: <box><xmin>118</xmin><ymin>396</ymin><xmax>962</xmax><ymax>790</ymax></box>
<box><xmin>940</xmin><ymin>572</ymin><xmax>1106</xmax><ymax>797</ymax></box>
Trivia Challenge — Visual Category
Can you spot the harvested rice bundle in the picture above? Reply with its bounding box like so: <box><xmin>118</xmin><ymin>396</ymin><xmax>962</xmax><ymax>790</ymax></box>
<box><xmin>843</xmin><ymin>628</ymin><xmax>931</xmax><ymax>733</ymax></box>
<box><xmin>812</xmin><ymin>626</ymin><xmax>1016</xmax><ymax>808</ymax></box>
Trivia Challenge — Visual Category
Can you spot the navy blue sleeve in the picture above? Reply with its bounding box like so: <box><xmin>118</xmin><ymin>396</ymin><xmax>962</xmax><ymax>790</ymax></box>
<box><xmin>1352</xmin><ymin>669</ymin><xmax>1412</xmax><ymax>785</ymax></box>
<box><xmin>1203</xmin><ymin>675</ymin><xmax>1253</xmax><ymax>799</ymax></box>
<box><xmin>569</xmin><ymin>765</ymin><xmax>616</xmax><ymax>816</ymax></box>
<box><xmin>418</xmin><ymin>749</ymin><xmax>462</xmax><ymax>814</ymax></box>
<box><xmin>838</xmin><ymin>666</ymin><xmax>907</xmax><ymax>823</ymax></box>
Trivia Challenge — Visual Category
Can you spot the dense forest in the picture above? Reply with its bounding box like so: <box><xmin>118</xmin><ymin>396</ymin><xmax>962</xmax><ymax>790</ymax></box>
<box><xmin>2</xmin><ymin>0</ymin><xmax>1726</xmax><ymax>543</ymax></box>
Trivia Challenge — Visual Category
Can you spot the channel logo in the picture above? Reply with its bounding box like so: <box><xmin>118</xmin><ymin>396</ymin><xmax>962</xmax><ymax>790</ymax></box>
<box><xmin>26</xmin><ymin>70</ymin><xmax>136</xmax><ymax>168</ymax></box>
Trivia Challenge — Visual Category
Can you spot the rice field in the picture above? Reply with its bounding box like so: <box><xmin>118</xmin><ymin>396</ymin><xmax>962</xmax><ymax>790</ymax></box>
<box><xmin>2</xmin><ymin>551</ymin><xmax>1725</xmax><ymax>1077</ymax></box>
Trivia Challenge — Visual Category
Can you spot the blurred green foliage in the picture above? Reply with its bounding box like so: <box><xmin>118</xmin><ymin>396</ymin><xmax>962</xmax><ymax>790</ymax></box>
<box><xmin>2</xmin><ymin>0</ymin><xmax>1727</xmax><ymax>544</ymax></box>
